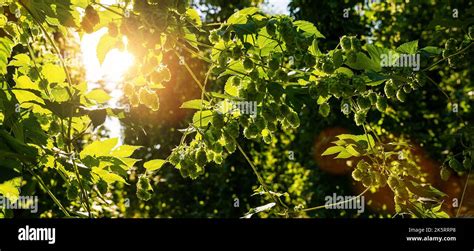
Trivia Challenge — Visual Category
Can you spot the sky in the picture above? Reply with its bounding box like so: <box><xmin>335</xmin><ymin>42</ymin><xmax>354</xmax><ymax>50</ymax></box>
<box><xmin>264</xmin><ymin>0</ymin><xmax>291</xmax><ymax>15</ymax></box>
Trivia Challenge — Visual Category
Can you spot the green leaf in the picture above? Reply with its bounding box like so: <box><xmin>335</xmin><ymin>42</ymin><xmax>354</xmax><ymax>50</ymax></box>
<box><xmin>111</xmin><ymin>145</ymin><xmax>142</xmax><ymax>158</ymax></box>
<box><xmin>50</xmin><ymin>86</ymin><xmax>69</xmax><ymax>103</ymax></box>
<box><xmin>336</xmin><ymin>134</ymin><xmax>375</xmax><ymax>148</ymax></box>
<box><xmin>0</xmin><ymin>37</ymin><xmax>13</xmax><ymax>74</ymax></box>
<box><xmin>184</xmin><ymin>29</ymin><xmax>199</xmax><ymax>50</ymax></box>
<box><xmin>80</xmin><ymin>138</ymin><xmax>118</xmax><ymax>159</ymax></box>
<box><xmin>96</xmin><ymin>34</ymin><xmax>118</xmax><ymax>65</ymax></box>
<box><xmin>192</xmin><ymin>110</ymin><xmax>213</xmax><ymax>128</ymax></box>
<box><xmin>366</xmin><ymin>44</ymin><xmax>390</xmax><ymax>67</ymax></box>
<box><xmin>185</xmin><ymin>8</ymin><xmax>202</xmax><ymax>26</ymax></box>
<box><xmin>346</xmin><ymin>144</ymin><xmax>361</xmax><ymax>157</ymax></box>
<box><xmin>143</xmin><ymin>159</ymin><xmax>166</xmax><ymax>171</ymax></box>
<box><xmin>92</xmin><ymin>167</ymin><xmax>126</xmax><ymax>184</ymax></box>
<box><xmin>396</xmin><ymin>40</ymin><xmax>418</xmax><ymax>54</ymax></box>
<box><xmin>15</xmin><ymin>75</ymin><xmax>40</xmax><ymax>91</ymax></box>
<box><xmin>0</xmin><ymin>177</ymin><xmax>22</xmax><ymax>202</ymax></box>
<box><xmin>42</xmin><ymin>63</ymin><xmax>66</xmax><ymax>84</ymax></box>
<box><xmin>85</xmin><ymin>89</ymin><xmax>111</xmax><ymax>104</ymax></box>
<box><xmin>227</xmin><ymin>7</ymin><xmax>259</xmax><ymax>24</ymax></box>
<box><xmin>335</xmin><ymin>150</ymin><xmax>353</xmax><ymax>159</ymax></box>
<box><xmin>224</xmin><ymin>77</ymin><xmax>239</xmax><ymax>97</ymax></box>
<box><xmin>420</xmin><ymin>46</ymin><xmax>442</xmax><ymax>55</ymax></box>
<box><xmin>180</xmin><ymin>99</ymin><xmax>210</xmax><ymax>110</ymax></box>
<box><xmin>8</xmin><ymin>54</ymin><xmax>31</xmax><ymax>67</ymax></box>
<box><xmin>321</xmin><ymin>145</ymin><xmax>346</xmax><ymax>156</ymax></box>
<box><xmin>293</xmin><ymin>20</ymin><xmax>325</xmax><ymax>38</ymax></box>
<box><xmin>346</xmin><ymin>52</ymin><xmax>381</xmax><ymax>72</ymax></box>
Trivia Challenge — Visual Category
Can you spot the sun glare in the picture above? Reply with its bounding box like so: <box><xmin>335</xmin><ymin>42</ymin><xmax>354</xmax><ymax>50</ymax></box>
<box><xmin>79</xmin><ymin>27</ymin><xmax>134</xmax><ymax>143</ymax></box>
<box><xmin>80</xmin><ymin>28</ymin><xmax>134</xmax><ymax>85</ymax></box>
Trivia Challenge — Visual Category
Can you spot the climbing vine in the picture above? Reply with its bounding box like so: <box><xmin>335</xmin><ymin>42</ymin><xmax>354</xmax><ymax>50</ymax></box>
<box><xmin>0</xmin><ymin>0</ymin><xmax>472</xmax><ymax>218</ymax></box>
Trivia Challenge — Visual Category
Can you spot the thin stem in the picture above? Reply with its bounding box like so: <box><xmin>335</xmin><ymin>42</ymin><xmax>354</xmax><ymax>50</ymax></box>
<box><xmin>28</xmin><ymin>168</ymin><xmax>71</xmax><ymax>217</ymax></box>
<box><xmin>301</xmin><ymin>187</ymin><xmax>370</xmax><ymax>212</ymax></box>
<box><xmin>236</xmin><ymin>142</ymin><xmax>289</xmax><ymax>211</ymax></box>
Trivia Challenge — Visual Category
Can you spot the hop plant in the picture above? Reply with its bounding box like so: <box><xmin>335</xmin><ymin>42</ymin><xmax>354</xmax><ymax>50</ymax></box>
<box><xmin>209</xmin><ymin>29</ymin><xmax>219</xmax><ymax>44</ymax></box>
<box><xmin>357</xmin><ymin>95</ymin><xmax>371</xmax><ymax>110</ymax></box>
<box><xmin>243</xmin><ymin>58</ymin><xmax>254</xmax><ymax>71</ymax></box>
<box><xmin>319</xmin><ymin>102</ymin><xmax>330</xmax><ymax>117</ymax></box>
<box><xmin>376</xmin><ymin>95</ymin><xmax>387</xmax><ymax>112</ymax></box>
<box><xmin>384</xmin><ymin>79</ymin><xmax>397</xmax><ymax>99</ymax></box>
<box><xmin>354</xmin><ymin>111</ymin><xmax>366</xmax><ymax>126</ymax></box>
<box><xmin>340</xmin><ymin>36</ymin><xmax>352</xmax><ymax>51</ymax></box>
<box><xmin>97</xmin><ymin>179</ymin><xmax>108</xmax><ymax>195</ymax></box>
<box><xmin>212</xmin><ymin>112</ymin><xmax>225</xmax><ymax>129</ymax></box>
<box><xmin>396</xmin><ymin>89</ymin><xmax>406</xmax><ymax>102</ymax></box>
<box><xmin>66</xmin><ymin>182</ymin><xmax>79</xmax><ymax>200</ymax></box>
<box><xmin>195</xmin><ymin>148</ymin><xmax>207</xmax><ymax>167</ymax></box>
<box><xmin>440</xmin><ymin>166</ymin><xmax>451</xmax><ymax>181</ymax></box>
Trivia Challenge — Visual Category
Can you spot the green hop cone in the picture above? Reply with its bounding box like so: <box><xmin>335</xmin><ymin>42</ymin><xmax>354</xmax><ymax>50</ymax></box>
<box><xmin>243</xmin><ymin>123</ymin><xmax>259</xmax><ymax>139</ymax></box>
<box><xmin>286</xmin><ymin>111</ymin><xmax>300</xmax><ymax>128</ymax></box>
<box><xmin>243</xmin><ymin>58</ymin><xmax>254</xmax><ymax>71</ymax></box>
<box><xmin>387</xmin><ymin>176</ymin><xmax>399</xmax><ymax>190</ymax></box>
<box><xmin>225</xmin><ymin>140</ymin><xmax>237</xmax><ymax>153</ymax></box>
<box><xmin>97</xmin><ymin>179</ymin><xmax>108</xmax><ymax>195</ymax></box>
<box><xmin>351</xmin><ymin>37</ymin><xmax>361</xmax><ymax>51</ymax></box>
<box><xmin>354</xmin><ymin>111</ymin><xmax>366</xmax><ymax>126</ymax></box>
<box><xmin>232</xmin><ymin>46</ymin><xmax>242</xmax><ymax>60</ymax></box>
<box><xmin>137</xmin><ymin>188</ymin><xmax>152</xmax><ymax>201</ymax></box>
<box><xmin>376</xmin><ymin>95</ymin><xmax>387</xmax><ymax>112</ymax></box>
<box><xmin>138</xmin><ymin>175</ymin><xmax>151</xmax><ymax>189</ymax></box>
<box><xmin>255</xmin><ymin>116</ymin><xmax>267</xmax><ymax>131</ymax></box>
<box><xmin>341</xmin><ymin>101</ymin><xmax>351</xmax><ymax>115</ymax></box>
<box><xmin>352</xmin><ymin>76</ymin><xmax>366</xmax><ymax>92</ymax></box>
<box><xmin>352</xmin><ymin>169</ymin><xmax>364</xmax><ymax>181</ymax></box>
<box><xmin>333</xmin><ymin>49</ymin><xmax>344</xmax><ymax>68</ymax></box>
<box><xmin>322</xmin><ymin>60</ymin><xmax>335</xmax><ymax>74</ymax></box>
<box><xmin>213</xmin><ymin>154</ymin><xmax>223</xmax><ymax>164</ymax></box>
<box><xmin>384</xmin><ymin>80</ymin><xmax>397</xmax><ymax>99</ymax></box>
<box><xmin>266</xmin><ymin>20</ymin><xmax>277</xmax><ymax>37</ymax></box>
<box><xmin>341</xmin><ymin>36</ymin><xmax>352</xmax><ymax>51</ymax></box>
<box><xmin>209</xmin><ymin>29</ymin><xmax>219</xmax><ymax>44</ymax></box>
<box><xmin>357</xmin><ymin>96</ymin><xmax>371</xmax><ymax>110</ymax></box>
<box><xmin>396</xmin><ymin>89</ymin><xmax>406</xmax><ymax>102</ymax></box>
<box><xmin>319</xmin><ymin>102</ymin><xmax>330</xmax><ymax>117</ymax></box>
<box><xmin>445</xmin><ymin>38</ymin><xmax>456</xmax><ymax>50</ymax></box>
<box><xmin>66</xmin><ymin>183</ymin><xmax>79</xmax><ymax>200</ymax></box>
<box><xmin>368</xmin><ymin>92</ymin><xmax>377</xmax><ymax>105</ymax></box>
<box><xmin>232</xmin><ymin>77</ymin><xmax>241</xmax><ymax>87</ymax></box>
<box><xmin>212</xmin><ymin>112</ymin><xmax>225</xmax><ymax>129</ymax></box>
<box><xmin>361</xmin><ymin>175</ymin><xmax>373</xmax><ymax>187</ymax></box>
<box><xmin>169</xmin><ymin>150</ymin><xmax>181</xmax><ymax>166</ymax></box>
<box><xmin>449</xmin><ymin>158</ymin><xmax>463</xmax><ymax>172</ymax></box>
<box><xmin>440</xmin><ymin>166</ymin><xmax>451</xmax><ymax>181</ymax></box>
<box><xmin>195</xmin><ymin>149</ymin><xmax>207</xmax><ymax>167</ymax></box>
<box><xmin>268</xmin><ymin>57</ymin><xmax>280</xmax><ymax>71</ymax></box>
<box><xmin>346</xmin><ymin>50</ymin><xmax>357</xmax><ymax>64</ymax></box>
<box><xmin>463</xmin><ymin>157</ymin><xmax>472</xmax><ymax>170</ymax></box>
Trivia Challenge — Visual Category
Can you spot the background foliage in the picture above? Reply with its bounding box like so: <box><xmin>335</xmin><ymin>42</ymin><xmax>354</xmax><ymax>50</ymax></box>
<box><xmin>0</xmin><ymin>0</ymin><xmax>473</xmax><ymax>218</ymax></box>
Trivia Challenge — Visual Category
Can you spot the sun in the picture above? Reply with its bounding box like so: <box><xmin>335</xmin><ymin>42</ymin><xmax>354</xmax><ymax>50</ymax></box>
<box><xmin>80</xmin><ymin>28</ymin><xmax>134</xmax><ymax>86</ymax></box>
